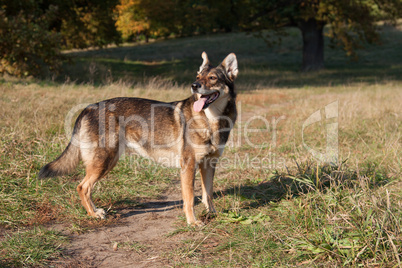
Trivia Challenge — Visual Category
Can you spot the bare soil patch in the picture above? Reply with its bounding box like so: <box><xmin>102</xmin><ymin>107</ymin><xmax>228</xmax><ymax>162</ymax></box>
<box><xmin>51</xmin><ymin>181</ymin><xmax>200</xmax><ymax>268</ymax></box>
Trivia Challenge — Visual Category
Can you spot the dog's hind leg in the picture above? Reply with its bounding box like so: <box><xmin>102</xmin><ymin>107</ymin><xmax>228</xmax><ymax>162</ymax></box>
<box><xmin>77</xmin><ymin>167</ymin><xmax>107</xmax><ymax>219</ymax></box>
<box><xmin>77</xmin><ymin>152</ymin><xmax>119</xmax><ymax>219</ymax></box>
<box><xmin>199</xmin><ymin>157</ymin><xmax>216</xmax><ymax>213</ymax></box>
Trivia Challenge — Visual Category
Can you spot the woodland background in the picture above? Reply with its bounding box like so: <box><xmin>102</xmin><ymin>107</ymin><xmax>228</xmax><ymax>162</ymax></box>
<box><xmin>1</xmin><ymin>0</ymin><xmax>401</xmax><ymax>76</ymax></box>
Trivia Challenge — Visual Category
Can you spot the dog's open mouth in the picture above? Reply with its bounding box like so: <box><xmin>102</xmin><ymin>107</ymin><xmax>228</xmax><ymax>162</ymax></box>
<box><xmin>193</xmin><ymin>92</ymin><xmax>220</xmax><ymax>112</ymax></box>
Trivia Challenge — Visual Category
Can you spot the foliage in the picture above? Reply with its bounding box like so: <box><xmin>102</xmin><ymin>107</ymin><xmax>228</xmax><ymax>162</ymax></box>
<box><xmin>58</xmin><ymin>0</ymin><xmax>121</xmax><ymax>49</ymax></box>
<box><xmin>1</xmin><ymin>0</ymin><xmax>121</xmax><ymax>49</ymax></box>
<box><xmin>0</xmin><ymin>0</ymin><xmax>121</xmax><ymax>77</ymax></box>
<box><xmin>0</xmin><ymin>6</ymin><xmax>64</xmax><ymax>76</ymax></box>
<box><xmin>239</xmin><ymin>0</ymin><xmax>402</xmax><ymax>58</ymax></box>
<box><xmin>219</xmin><ymin>212</ymin><xmax>270</xmax><ymax>224</ymax></box>
<box><xmin>119</xmin><ymin>0</ymin><xmax>240</xmax><ymax>39</ymax></box>
<box><xmin>112</xmin><ymin>0</ymin><xmax>402</xmax><ymax>53</ymax></box>
<box><xmin>114</xmin><ymin>0</ymin><xmax>151</xmax><ymax>41</ymax></box>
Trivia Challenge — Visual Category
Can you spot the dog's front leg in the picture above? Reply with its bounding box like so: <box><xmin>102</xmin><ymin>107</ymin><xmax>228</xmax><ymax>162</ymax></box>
<box><xmin>180</xmin><ymin>156</ymin><xmax>202</xmax><ymax>226</ymax></box>
<box><xmin>199</xmin><ymin>157</ymin><xmax>216</xmax><ymax>214</ymax></box>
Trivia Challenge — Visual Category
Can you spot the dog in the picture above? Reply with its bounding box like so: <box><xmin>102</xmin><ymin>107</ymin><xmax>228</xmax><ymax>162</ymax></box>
<box><xmin>38</xmin><ymin>52</ymin><xmax>238</xmax><ymax>226</ymax></box>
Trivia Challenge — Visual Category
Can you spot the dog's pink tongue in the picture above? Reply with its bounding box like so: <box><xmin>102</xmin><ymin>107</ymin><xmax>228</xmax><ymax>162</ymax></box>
<box><xmin>193</xmin><ymin>97</ymin><xmax>207</xmax><ymax>112</ymax></box>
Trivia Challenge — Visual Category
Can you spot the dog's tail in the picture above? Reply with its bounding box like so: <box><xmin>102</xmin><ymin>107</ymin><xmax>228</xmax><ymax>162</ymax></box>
<box><xmin>38</xmin><ymin>142</ymin><xmax>80</xmax><ymax>179</ymax></box>
<box><xmin>38</xmin><ymin>110</ymin><xmax>86</xmax><ymax>179</ymax></box>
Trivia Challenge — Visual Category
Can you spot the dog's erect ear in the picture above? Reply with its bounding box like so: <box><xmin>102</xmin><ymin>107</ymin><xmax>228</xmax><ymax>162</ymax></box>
<box><xmin>220</xmin><ymin>53</ymin><xmax>238</xmax><ymax>81</ymax></box>
<box><xmin>198</xmin><ymin>51</ymin><xmax>210</xmax><ymax>74</ymax></box>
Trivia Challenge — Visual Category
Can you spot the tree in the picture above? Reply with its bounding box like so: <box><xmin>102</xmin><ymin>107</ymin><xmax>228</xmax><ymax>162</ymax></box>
<box><xmin>0</xmin><ymin>0</ymin><xmax>121</xmax><ymax>76</ymax></box>
<box><xmin>0</xmin><ymin>2</ymin><xmax>64</xmax><ymax>76</ymax></box>
<box><xmin>239</xmin><ymin>0</ymin><xmax>402</xmax><ymax>71</ymax></box>
<box><xmin>123</xmin><ymin>0</ymin><xmax>239</xmax><ymax>38</ymax></box>
<box><xmin>114</xmin><ymin>0</ymin><xmax>151</xmax><ymax>42</ymax></box>
<box><xmin>56</xmin><ymin>0</ymin><xmax>121</xmax><ymax>49</ymax></box>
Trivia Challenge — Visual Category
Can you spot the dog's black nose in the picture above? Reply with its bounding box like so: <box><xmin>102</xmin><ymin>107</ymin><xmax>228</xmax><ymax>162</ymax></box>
<box><xmin>191</xmin><ymin>82</ymin><xmax>201</xmax><ymax>92</ymax></box>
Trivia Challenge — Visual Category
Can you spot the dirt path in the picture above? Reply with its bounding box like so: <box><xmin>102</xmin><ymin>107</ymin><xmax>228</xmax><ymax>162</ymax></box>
<box><xmin>53</xmin><ymin>180</ymin><xmax>200</xmax><ymax>268</ymax></box>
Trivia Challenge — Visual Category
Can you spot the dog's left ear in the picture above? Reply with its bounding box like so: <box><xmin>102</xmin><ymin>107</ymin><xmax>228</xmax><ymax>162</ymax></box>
<box><xmin>220</xmin><ymin>53</ymin><xmax>238</xmax><ymax>81</ymax></box>
<box><xmin>198</xmin><ymin>51</ymin><xmax>210</xmax><ymax>74</ymax></box>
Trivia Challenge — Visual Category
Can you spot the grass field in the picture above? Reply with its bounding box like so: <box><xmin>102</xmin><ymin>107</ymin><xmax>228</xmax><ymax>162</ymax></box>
<box><xmin>1</xmin><ymin>24</ymin><xmax>401</xmax><ymax>267</ymax></box>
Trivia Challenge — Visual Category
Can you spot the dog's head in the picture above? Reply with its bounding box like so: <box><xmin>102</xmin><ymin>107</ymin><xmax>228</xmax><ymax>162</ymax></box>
<box><xmin>192</xmin><ymin>52</ymin><xmax>238</xmax><ymax>112</ymax></box>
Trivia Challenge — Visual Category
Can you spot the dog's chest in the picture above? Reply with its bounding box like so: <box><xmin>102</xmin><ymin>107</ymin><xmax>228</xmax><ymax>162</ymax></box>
<box><xmin>192</xmin><ymin>112</ymin><xmax>236</xmax><ymax>161</ymax></box>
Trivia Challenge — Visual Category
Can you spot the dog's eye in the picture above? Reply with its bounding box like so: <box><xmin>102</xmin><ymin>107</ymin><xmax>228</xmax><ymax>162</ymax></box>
<box><xmin>196</xmin><ymin>75</ymin><xmax>201</xmax><ymax>80</ymax></box>
<box><xmin>209</xmin><ymin>76</ymin><xmax>217</xmax><ymax>80</ymax></box>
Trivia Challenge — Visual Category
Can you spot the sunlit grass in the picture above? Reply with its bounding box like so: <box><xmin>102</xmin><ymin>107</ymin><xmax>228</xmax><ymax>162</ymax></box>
<box><xmin>0</xmin><ymin>227</ymin><xmax>67</xmax><ymax>267</ymax></box>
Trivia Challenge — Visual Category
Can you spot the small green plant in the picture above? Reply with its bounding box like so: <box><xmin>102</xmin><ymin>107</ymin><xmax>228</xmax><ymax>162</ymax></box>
<box><xmin>219</xmin><ymin>211</ymin><xmax>270</xmax><ymax>225</ymax></box>
<box><xmin>117</xmin><ymin>241</ymin><xmax>148</xmax><ymax>253</ymax></box>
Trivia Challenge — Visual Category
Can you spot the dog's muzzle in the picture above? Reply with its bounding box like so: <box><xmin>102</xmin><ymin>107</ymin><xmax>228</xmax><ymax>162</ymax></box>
<box><xmin>191</xmin><ymin>82</ymin><xmax>201</xmax><ymax>93</ymax></box>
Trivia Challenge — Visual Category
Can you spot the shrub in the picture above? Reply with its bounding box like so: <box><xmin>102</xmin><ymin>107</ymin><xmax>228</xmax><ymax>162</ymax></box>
<box><xmin>0</xmin><ymin>6</ymin><xmax>64</xmax><ymax>77</ymax></box>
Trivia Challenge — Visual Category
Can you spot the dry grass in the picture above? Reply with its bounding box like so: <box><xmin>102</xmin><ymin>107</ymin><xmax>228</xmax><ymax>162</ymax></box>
<box><xmin>2</xmin><ymin>77</ymin><xmax>400</xmax><ymax>266</ymax></box>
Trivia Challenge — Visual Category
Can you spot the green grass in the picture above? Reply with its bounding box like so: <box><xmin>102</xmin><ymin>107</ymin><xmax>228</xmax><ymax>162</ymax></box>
<box><xmin>0</xmin><ymin>227</ymin><xmax>67</xmax><ymax>267</ymax></box>
<box><xmin>170</xmin><ymin>163</ymin><xmax>401</xmax><ymax>267</ymax></box>
<box><xmin>1</xmin><ymin>23</ymin><xmax>401</xmax><ymax>266</ymax></box>
<box><xmin>57</xmin><ymin>24</ymin><xmax>402</xmax><ymax>88</ymax></box>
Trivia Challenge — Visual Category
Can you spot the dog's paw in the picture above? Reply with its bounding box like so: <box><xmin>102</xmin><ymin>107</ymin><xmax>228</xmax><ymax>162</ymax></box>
<box><xmin>192</xmin><ymin>220</ymin><xmax>205</xmax><ymax>227</ymax></box>
<box><xmin>94</xmin><ymin>208</ymin><xmax>106</xmax><ymax>219</ymax></box>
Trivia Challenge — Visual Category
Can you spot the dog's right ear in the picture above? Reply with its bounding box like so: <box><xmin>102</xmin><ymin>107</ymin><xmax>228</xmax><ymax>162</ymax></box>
<box><xmin>198</xmin><ymin>51</ymin><xmax>210</xmax><ymax>74</ymax></box>
<box><xmin>220</xmin><ymin>53</ymin><xmax>238</xmax><ymax>81</ymax></box>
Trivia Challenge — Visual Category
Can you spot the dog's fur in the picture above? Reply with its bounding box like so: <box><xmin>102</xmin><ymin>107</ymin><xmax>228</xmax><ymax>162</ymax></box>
<box><xmin>38</xmin><ymin>52</ymin><xmax>238</xmax><ymax>225</ymax></box>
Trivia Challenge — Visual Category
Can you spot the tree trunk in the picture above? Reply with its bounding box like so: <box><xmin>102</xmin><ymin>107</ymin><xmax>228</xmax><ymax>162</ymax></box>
<box><xmin>298</xmin><ymin>19</ymin><xmax>325</xmax><ymax>71</ymax></box>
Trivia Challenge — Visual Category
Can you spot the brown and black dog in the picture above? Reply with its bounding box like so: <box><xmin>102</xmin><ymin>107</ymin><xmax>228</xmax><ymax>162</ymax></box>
<box><xmin>39</xmin><ymin>52</ymin><xmax>238</xmax><ymax>226</ymax></box>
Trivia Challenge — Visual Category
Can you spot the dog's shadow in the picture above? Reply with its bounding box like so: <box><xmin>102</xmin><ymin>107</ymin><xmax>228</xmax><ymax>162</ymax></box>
<box><xmin>112</xmin><ymin>162</ymin><xmax>389</xmax><ymax>220</ymax></box>
<box><xmin>118</xmin><ymin>176</ymin><xmax>299</xmax><ymax>219</ymax></box>
<box><xmin>214</xmin><ymin>176</ymin><xmax>304</xmax><ymax>210</ymax></box>
<box><xmin>118</xmin><ymin>199</ymin><xmax>183</xmax><ymax>218</ymax></box>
